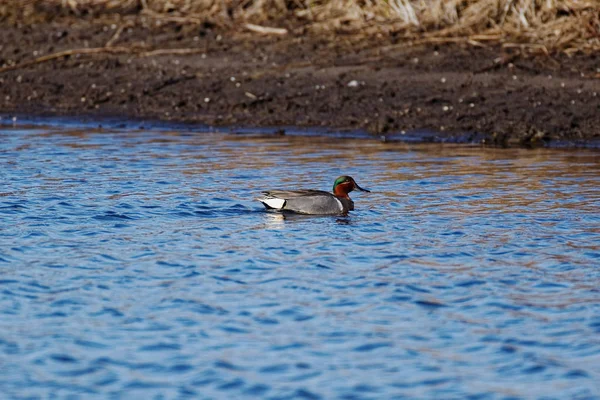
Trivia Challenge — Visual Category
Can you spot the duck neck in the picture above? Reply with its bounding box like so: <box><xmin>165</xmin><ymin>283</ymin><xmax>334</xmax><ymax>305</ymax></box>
<box><xmin>333</xmin><ymin>182</ymin><xmax>353</xmax><ymax>199</ymax></box>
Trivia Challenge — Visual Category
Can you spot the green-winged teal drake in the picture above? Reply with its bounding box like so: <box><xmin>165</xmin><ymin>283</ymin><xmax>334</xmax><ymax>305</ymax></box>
<box><xmin>257</xmin><ymin>176</ymin><xmax>370</xmax><ymax>215</ymax></box>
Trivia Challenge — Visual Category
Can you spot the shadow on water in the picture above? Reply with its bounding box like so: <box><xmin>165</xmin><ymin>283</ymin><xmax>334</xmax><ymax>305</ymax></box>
<box><xmin>262</xmin><ymin>210</ymin><xmax>355</xmax><ymax>225</ymax></box>
<box><xmin>1</xmin><ymin>126</ymin><xmax>599</xmax><ymax>399</ymax></box>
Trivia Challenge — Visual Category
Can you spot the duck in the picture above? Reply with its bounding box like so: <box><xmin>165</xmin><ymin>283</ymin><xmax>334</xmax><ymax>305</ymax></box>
<box><xmin>257</xmin><ymin>176</ymin><xmax>370</xmax><ymax>215</ymax></box>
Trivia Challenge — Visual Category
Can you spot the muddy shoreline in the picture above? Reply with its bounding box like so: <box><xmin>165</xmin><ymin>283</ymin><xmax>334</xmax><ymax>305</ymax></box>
<box><xmin>1</xmin><ymin>17</ymin><xmax>599</xmax><ymax>147</ymax></box>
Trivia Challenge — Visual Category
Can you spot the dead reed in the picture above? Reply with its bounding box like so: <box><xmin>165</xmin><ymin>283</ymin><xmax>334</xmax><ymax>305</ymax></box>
<box><xmin>5</xmin><ymin>0</ymin><xmax>600</xmax><ymax>53</ymax></box>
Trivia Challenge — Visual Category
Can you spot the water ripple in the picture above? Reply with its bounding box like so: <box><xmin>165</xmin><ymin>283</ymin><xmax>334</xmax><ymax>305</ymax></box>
<box><xmin>0</xmin><ymin>127</ymin><xmax>599</xmax><ymax>399</ymax></box>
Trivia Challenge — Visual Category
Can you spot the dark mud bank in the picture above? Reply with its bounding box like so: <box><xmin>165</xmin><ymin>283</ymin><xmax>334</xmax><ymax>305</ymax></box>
<box><xmin>1</xmin><ymin>18</ymin><xmax>599</xmax><ymax>148</ymax></box>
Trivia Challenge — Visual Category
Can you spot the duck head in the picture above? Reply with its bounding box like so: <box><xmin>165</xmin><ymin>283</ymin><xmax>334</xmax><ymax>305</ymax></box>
<box><xmin>333</xmin><ymin>176</ymin><xmax>370</xmax><ymax>198</ymax></box>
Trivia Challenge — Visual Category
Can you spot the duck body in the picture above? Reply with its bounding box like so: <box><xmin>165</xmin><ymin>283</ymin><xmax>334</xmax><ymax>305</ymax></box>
<box><xmin>259</xmin><ymin>189</ymin><xmax>354</xmax><ymax>215</ymax></box>
<box><xmin>257</xmin><ymin>176</ymin><xmax>369</xmax><ymax>216</ymax></box>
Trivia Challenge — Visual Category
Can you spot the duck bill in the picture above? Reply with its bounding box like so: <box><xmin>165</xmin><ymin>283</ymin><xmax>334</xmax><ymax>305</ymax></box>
<box><xmin>355</xmin><ymin>184</ymin><xmax>370</xmax><ymax>193</ymax></box>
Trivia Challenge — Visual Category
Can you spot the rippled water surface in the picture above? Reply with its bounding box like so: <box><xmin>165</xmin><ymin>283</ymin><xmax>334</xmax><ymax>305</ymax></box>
<box><xmin>1</xmin><ymin>126</ymin><xmax>600</xmax><ymax>399</ymax></box>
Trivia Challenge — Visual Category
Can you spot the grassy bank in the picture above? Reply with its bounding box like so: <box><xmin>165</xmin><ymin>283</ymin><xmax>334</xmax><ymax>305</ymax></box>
<box><xmin>4</xmin><ymin>0</ymin><xmax>599</xmax><ymax>54</ymax></box>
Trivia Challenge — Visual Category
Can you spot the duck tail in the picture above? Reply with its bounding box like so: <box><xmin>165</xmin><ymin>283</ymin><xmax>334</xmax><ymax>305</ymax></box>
<box><xmin>256</xmin><ymin>196</ymin><xmax>286</xmax><ymax>210</ymax></box>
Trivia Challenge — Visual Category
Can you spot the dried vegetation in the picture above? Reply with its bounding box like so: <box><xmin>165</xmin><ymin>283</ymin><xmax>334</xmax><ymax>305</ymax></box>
<box><xmin>4</xmin><ymin>0</ymin><xmax>600</xmax><ymax>53</ymax></box>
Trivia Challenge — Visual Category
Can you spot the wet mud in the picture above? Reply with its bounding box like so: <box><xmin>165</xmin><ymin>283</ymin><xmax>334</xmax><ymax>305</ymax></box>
<box><xmin>1</xmin><ymin>17</ymin><xmax>599</xmax><ymax>147</ymax></box>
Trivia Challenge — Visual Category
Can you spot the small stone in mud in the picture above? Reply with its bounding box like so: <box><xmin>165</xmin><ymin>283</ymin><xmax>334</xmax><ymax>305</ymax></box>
<box><xmin>347</xmin><ymin>80</ymin><xmax>359</xmax><ymax>88</ymax></box>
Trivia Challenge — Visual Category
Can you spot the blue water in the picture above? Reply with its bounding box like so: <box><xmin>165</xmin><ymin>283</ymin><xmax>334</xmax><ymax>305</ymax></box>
<box><xmin>1</xmin><ymin>126</ymin><xmax>599</xmax><ymax>399</ymax></box>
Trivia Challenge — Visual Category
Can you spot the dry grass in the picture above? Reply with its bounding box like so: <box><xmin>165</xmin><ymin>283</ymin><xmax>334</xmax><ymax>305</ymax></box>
<box><xmin>5</xmin><ymin>0</ymin><xmax>600</xmax><ymax>53</ymax></box>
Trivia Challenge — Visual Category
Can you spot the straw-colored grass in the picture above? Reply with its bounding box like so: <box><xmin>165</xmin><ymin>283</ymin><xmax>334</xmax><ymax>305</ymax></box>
<box><xmin>5</xmin><ymin>0</ymin><xmax>600</xmax><ymax>53</ymax></box>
